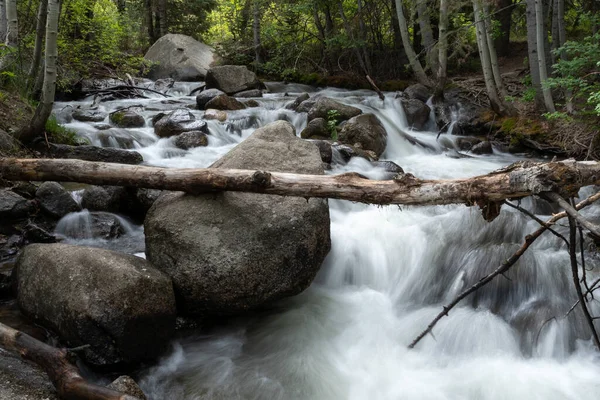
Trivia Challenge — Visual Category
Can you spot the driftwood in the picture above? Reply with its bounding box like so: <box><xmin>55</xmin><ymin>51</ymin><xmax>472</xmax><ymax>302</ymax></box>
<box><xmin>366</xmin><ymin>75</ymin><xmax>385</xmax><ymax>101</ymax></box>
<box><xmin>1</xmin><ymin>158</ymin><xmax>599</xmax><ymax>210</ymax></box>
<box><xmin>0</xmin><ymin>322</ymin><xmax>140</xmax><ymax>400</ymax></box>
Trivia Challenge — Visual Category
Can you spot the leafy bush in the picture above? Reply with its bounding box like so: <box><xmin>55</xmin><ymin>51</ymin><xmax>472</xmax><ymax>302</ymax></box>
<box><xmin>45</xmin><ymin>116</ymin><xmax>87</xmax><ymax>145</ymax></box>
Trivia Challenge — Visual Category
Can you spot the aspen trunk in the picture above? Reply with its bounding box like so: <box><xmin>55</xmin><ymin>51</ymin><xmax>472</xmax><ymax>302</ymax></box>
<box><xmin>0</xmin><ymin>322</ymin><xmax>140</xmax><ymax>400</ymax></box>
<box><xmin>534</xmin><ymin>0</ymin><xmax>556</xmax><ymax>112</ymax></box>
<box><xmin>0</xmin><ymin>158</ymin><xmax>598</xmax><ymax>209</ymax></box>
<box><xmin>16</xmin><ymin>0</ymin><xmax>60</xmax><ymax>143</ymax></box>
<box><xmin>252</xmin><ymin>0</ymin><xmax>262</xmax><ymax>64</ymax></box>
<box><xmin>416</xmin><ymin>0</ymin><xmax>438</xmax><ymax>76</ymax></box>
<box><xmin>0</xmin><ymin>0</ymin><xmax>7</xmax><ymax>43</ymax></box>
<box><xmin>526</xmin><ymin>0</ymin><xmax>545</xmax><ymax>109</ymax></box>
<box><xmin>157</xmin><ymin>0</ymin><xmax>167</xmax><ymax>37</ymax></box>
<box><xmin>436</xmin><ymin>0</ymin><xmax>449</xmax><ymax>97</ymax></box>
<box><xmin>394</xmin><ymin>0</ymin><xmax>431</xmax><ymax>86</ymax></box>
<box><xmin>482</xmin><ymin>1</ymin><xmax>508</xmax><ymax>99</ymax></box>
<box><xmin>28</xmin><ymin>0</ymin><xmax>48</xmax><ymax>88</ymax></box>
<box><xmin>4</xmin><ymin>0</ymin><xmax>15</xmax><ymax>46</ymax></box>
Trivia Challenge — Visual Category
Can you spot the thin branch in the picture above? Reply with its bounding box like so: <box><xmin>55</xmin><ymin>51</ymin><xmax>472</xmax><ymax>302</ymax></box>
<box><xmin>503</xmin><ymin>200</ymin><xmax>568</xmax><ymax>245</ymax></box>
<box><xmin>545</xmin><ymin>192</ymin><xmax>600</xmax><ymax>239</ymax></box>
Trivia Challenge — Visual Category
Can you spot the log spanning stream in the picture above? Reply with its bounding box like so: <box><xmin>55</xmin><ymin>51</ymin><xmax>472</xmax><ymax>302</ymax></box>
<box><xmin>51</xmin><ymin>82</ymin><xmax>600</xmax><ymax>399</ymax></box>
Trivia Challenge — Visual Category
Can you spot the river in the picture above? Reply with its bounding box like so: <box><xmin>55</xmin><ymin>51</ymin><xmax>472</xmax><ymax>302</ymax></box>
<box><xmin>53</xmin><ymin>81</ymin><xmax>600</xmax><ymax>399</ymax></box>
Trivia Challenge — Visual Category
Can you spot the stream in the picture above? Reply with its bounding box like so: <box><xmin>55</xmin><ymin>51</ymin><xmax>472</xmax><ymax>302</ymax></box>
<box><xmin>52</xmin><ymin>82</ymin><xmax>600</xmax><ymax>399</ymax></box>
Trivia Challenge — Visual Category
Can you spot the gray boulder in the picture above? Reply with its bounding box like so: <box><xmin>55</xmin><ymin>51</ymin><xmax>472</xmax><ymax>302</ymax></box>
<box><xmin>307</xmin><ymin>97</ymin><xmax>362</xmax><ymax>123</ymax></box>
<box><xmin>471</xmin><ymin>141</ymin><xmax>493</xmax><ymax>155</ymax></box>
<box><xmin>108</xmin><ymin>376</ymin><xmax>147</xmax><ymax>400</ymax></box>
<box><xmin>297</xmin><ymin>98</ymin><xmax>317</xmax><ymax>113</ymax></box>
<box><xmin>204</xmin><ymin>94</ymin><xmax>246</xmax><ymax>111</ymax></box>
<box><xmin>285</xmin><ymin>93</ymin><xmax>310</xmax><ymax>111</ymax></box>
<box><xmin>174</xmin><ymin>131</ymin><xmax>209</xmax><ymax>150</ymax></box>
<box><xmin>338</xmin><ymin>114</ymin><xmax>387</xmax><ymax>157</ymax></box>
<box><xmin>81</xmin><ymin>185</ymin><xmax>126</xmax><ymax>213</ymax></box>
<box><xmin>196</xmin><ymin>88</ymin><xmax>225</xmax><ymax>110</ymax></box>
<box><xmin>0</xmin><ymin>190</ymin><xmax>33</xmax><ymax>221</ymax></box>
<box><xmin>300</xmin><ymin>118</ymin><xmax>330</xmax><ymax>140</ymax></box>
<box><xmin>153</xmin><ymin>109</ymin><xmax>208</xmax><ymax>138</ymax></box>
<box><xmin>35</xmin><ymin>182</ymin><xmax>80</xmax><ymax>219</ymax></box>
<box><xmin>309</xmin><ymin>140</ymin><xmax>333</xmax><ymax>164</ymax></box>
<box><xmin>401</xmin><ymin>99</ymin><xmax>431</xmax><ymax>131</ymax></box>
<box><xmin>72</xmin><ymin>109</ymin><xmax>107</xmax><ymax>122</ymax></box>
<box><xmin>15</xmin><ymin>244</ymin><xmax>177</xmax><ymax>366</ymax></box>
<box><xmin>205</xmin><ymin>65</ymin><xmax>263</xmax><ymax>95</ymax></box>
<box><xmin>234</xmin><ymin>89</ymin><xmax>262</xmax><ymax>98</ymax></box>
<box><xmin>145</xmin><ymin>34</ymin><xmax>215</xmax><ymax>81</ymax></box>
<box><xmin>404</xmin><ymin>83</ymin><xmax>432</xmax><ymax>102</ymax></box>
<box><xmin>145</xmin><ymin>121</ymin><xmax>331</xmax><ymax>316</ymax></box>
<box><xmin>332</xmin><ymin>143</ymin><xmax>378</xmax><ymax>162</ymax></box>
<box><xmin>109</xmin><ymin>110</ymin><xmax>145</xmax><ymax>128</ymax></box>
<box><xmin>35</xmin><ymin>143</ymin><xmax>143</xmax><ymax>164</ymax></box>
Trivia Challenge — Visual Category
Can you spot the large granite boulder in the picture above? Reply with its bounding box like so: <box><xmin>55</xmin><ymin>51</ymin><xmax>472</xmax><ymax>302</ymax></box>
<box><xmin>401</xmin><ymin>99</ymin><xmax>431</xmax><ymax>131</ymax></box>
<box><xmin>300</xmin><ymin>118</ymin><xmax>330</xmax><ymax>140</ymax></box>
<box><xmin>145</xmin><ymin>121</ymin><xmax>331</xmax><ymax>316</ymax></box>
<box><xmin>15</xmin><ymin>244</ymin><xmax>177</xmax><ymax>366</ymax></box>
<box><xmin>307</xmin><ymin>97</ymin><xmax>362</xmax><ymax>123</ymax></box>
<box><xmin>153</xmin><ymin>109</ymin><xmax>208</xmax><ymax>138</ymax></box>
<box><xmin>205</xmin><ymin>65</ymin><xmax>263</xmax><ymax>95</ymax></box>
<box><xmin>109</xmin><ymin>110</ymin><xmax>145</xmax><ymax>128</ymax></box>
<box><xmin>144</xmin><ymin>34</ymin><xmax>215</xmax><ymax>81</ymax></box>
<box><xmin>35</xmin><ymin>182</ymin><xmax>81</xmax><ymax>219</ymax></box>
<box><xmin>338</xmin><ymin>114</ymin><xmax>387</xmax><ymax>157</ymax></box>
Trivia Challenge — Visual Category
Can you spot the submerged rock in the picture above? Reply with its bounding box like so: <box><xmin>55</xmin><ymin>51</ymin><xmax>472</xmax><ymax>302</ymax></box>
<box><xmin>401</xmin><ymin>98</ymin><xmax>431</xmax><ymax>131</ymax></box>
<box><xmin>205</xmin><ymin>65</ymin><xmax>263</xmax><ymax>95</ymax></box>
<box><xmin>109</xmin><ymin>110</ymin><xmax>145</xmax><ymax>128</ymax></box>
<box><xmin>15</xmin><ymin>244</ymin><xmax>177</xmax><ymax>366</ymax></box>
<box><xmin>145</xmin><ymin>121</ymin><xmax>331</xmax><ymax>316</ymax></box>
<box><xmin>174</xmin><ymin>131</ymin><xmax>209</xmax><ymax>150</ymax></box>
<box><xmin>153</xmin><ymin>109</ymin><xmax>208</xmax><ymax>138</ymax></box>
<box><xmin>196</xmin><ymin>88</ymin><xmax>225</xmax><ymax>110</ymax></box>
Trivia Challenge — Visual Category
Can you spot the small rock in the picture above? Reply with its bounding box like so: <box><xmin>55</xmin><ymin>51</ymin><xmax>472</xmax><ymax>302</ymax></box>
<box><xmin>109</xmin><ymin>110</ymin><xmax>145</xmax><ymax>128</ymax></box>
<box><xmin>244</xmin><ymin>99</ymin><xmax>260</xmax><ymax>108</ymax></box>
<box><xmin>297</xmin><ymin>98</ymin><xmax>317</xmax><ymax>113</ymax></box>
<box><xmin>174</xmin><ymin>131</ymin><xmax>209</xmax><ymax>150</ymax></box>
<box><xmin>0</xmin><ymin>190</ymin><xmax>34</xmax><ymax>221</ymax></box>
<box><xmin>285</xmin><ymin>93</ymin><xmax>310</xmax><ymax>111</ymax></box>
<box><xmin>471</xmin><ymin>141</ymin><xmax>493</xmax><ymax>155</ymax></box>
<box><xmin>204</xmin><ymin>109</ymin><xmax>227</xmax><ymax>122</ymax></box>
<box><xmin>35</xmin><ymin>182</ymin><xmax>81</xmax><ymax>219</ymax></box>
<box><xmin>338</xmin><ymin>114</ymin><xmax>387</xmax><ymax>157</ymax></box>
<box><xmin>108</xmin><ymin>376</ymin><xmax>147</xmax><ymax>399</ymax></box>
<box><xmin>153</xmin><ymin>109</ymin><xmax>208</xmax><ymax>138</ymax></box>
<box><xmin>310</xmin><ymin>140</ymin><xmax>333</xmax><ymax>164</ymax></box>
<box><xmin>234</xmin><ymin>89</ymin><xmax>262</xmax><ymax>98</ymax></box>
<box><xmin>455</xmin><ymin>137</ymin><xmax>482</xmax><ymax>151</ymax></box>
<box><xmin>205</xmin><ymin>94</ymin><xmax>246</xmax><ymax>111</ymax></box>
<box><xmin>401</xmin><ymin>99</ymin><xmax>431</xmax><ymax>131</ymax></box>
<box><xmin>72</xmin><ymin>109</ymin><xmax>108</xmax><ymax>122</ymax></box>
<box><xmin>301</xmin><ymin>118</ymin><xmax>330</xmax><ymax>140</ymax></box>
<box><xmin>307</xmin><ymin>98</ymin><xmax>362</xmax><ymax>123</ymax></box>
<box><xmin>94</xmin><ymin>123</ymin><xmax>113</xmax><ymax>130</ymax></box>
<box><xmin>196</xmin><ymin>89</ymin><xmax>225</xmax><ymax>110</ymax></box>
<box><xmin>81</xmin><ymin>186</ymin><xmax>126</xmax><ymax>213</ymax></box>
<box><xmin>371</xmin><ymin>161</ymin><xmax>404</xmax><ymax>176</ymax></box>
<box><xmin>404</xmin><ymin>83</ymin><xmax>432</xmax><ymax>102</ymax></box>
<box><xmin>332</xmin><ymin>143</ymin><xmax>378</xmax><ymax>162</ymax></box>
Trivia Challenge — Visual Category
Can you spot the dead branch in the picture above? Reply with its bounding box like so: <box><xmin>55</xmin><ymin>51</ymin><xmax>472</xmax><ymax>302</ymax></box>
<box><xmin>408</xmin><ymin>191</ymin><xmax>600</xmax><ymax>349</ymax></box>
<box><xmin>87</xmin><ymin>85</ymin><xmax>171</xmax><ymax>98</ymax></box>
<box><xmin>366</xmin><ymin>75</ymin><xmax>385</xmax><ymax>101</ymax></box>
<box><xmin>545</xmin><ymin>192</ymin><xmax>600</xmax><ymax>239</ymax></box>
<box><xmin>1</xmin><ymin>159</ymin><xmax>600</xmax><ymax>209</ymax></box>
<box><xmin>0</xmin><ymin>322</ymin><xmax>140</xmax><ymax>400</ymax></box>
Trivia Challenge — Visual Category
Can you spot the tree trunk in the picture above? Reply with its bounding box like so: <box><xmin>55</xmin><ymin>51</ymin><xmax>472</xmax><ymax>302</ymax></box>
<box><xmin>146</xmin><ymin>0</ymin><xmax>156</xmax><ymax>44</ymax></box>
<box><xmin>157</xmin><ymin>0</ymin><xmax>167</xmax><ymax>37</ymax></box>
<box><xmin>534</xmin><ymin>0</ymin><xmax>556</xmax><ymax>112</ymax></box>
<box><xmin>494</xmin><ymin>0</ymin><xmax>513</xmax><ymax>57</ymax></box>
<box><xmin>473</xmin><ymin>0</ymin><xmax>506</xmax><ymax>115</ymax></box>
<box><xmin>526</xmin><ymin>0</ymin><xmax>545</xmax><ymax>109</ymax></box>
<box><xmin>435</xmin><ymin>0</ymin><xmax>449</xmax><ymax>98</ymax></box>
<box><xmin>28</xmin><ymin>0</ymin><xmax>48</xmax><ymax>88</ymax></box>
<box><xmin>0</xmin><ymin>322</ymin><xmax>140</xmax><ymax>400</ymax></box>
<box><xmin>0</xmin><ymin>0</ymin><xmax>7</xmax><ymax>43</ymax></box>
<box><xmin>16</xmin><ymin>0</ymin><xmax>60</xmax><ymax>143</ymax></box>
<box><xmin>252</xmin><ymin>0</ymin><xmax>262</xmax><ymax>65</ymax></box>
<box><xmin>416</xmin><ymin>0</ymin><xmax>438</xmax><ymax>76</ymax></box>
<box><xmin>357</xmin><ymin>0</ymin><xmax>373</xmax><ymax>75</ymax></box>
<box><xmin>556</xmin><ymin>0</ymin><xmax>572</xmax><ymax>113</ymax></box>
<box><xmin>482</xmin><ymin>1</ymin><xmax>508</xmax><ymax>99</ymax></box>
<box><xmin>0</xmin><ymin>158</ymin><xmax>598</xmax><ymax>210</ymax></box>
<box><xmin>394</xmin><ymin>0</ymin><xmax>431</xmax><ymax>86</ymax></box>
<box><xmin>4</xmin><ymin>0</ymin><xmax>15</xmax><ymax>46</ymax></box>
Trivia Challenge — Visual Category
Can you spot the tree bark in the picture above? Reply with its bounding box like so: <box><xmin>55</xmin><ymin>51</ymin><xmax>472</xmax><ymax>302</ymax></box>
<box><xmin>28</xmin><ymin>0</ymin><xmax>48</xmax><ymax>88</ymax></box>
<box><xmin>526</xmin><ymin>0</ymin><xmax>545</xmax><ymax>109</ymax></box>
<box><xmin>534</xmin><ymin>0</ymin><xmax>556</xmax><ymax>112</ymax></box>
<box><xmin>4</xmin><ymin>0</ymin><xmax>16</xmax><ymax>46</ymax></box>
<box><xmin>494</xmin><ymin>0</ymin><xmax>513</xmax><ymax>57</ymax></box>
<box><xmin>0</xmin><ymin>0</ymin><xmax>7</xmax><ymax>43</ymax></box>
<box><xmin>435</xmin><ymin>0</ymin><xmax>449</xmax><ymax>97</ymax></box>
<box><xmin>394</xmin><ymin>0</ymin><xmax>431</xmax><ymax>86</ymax></box>
<box><xmin>0</xmin><ymin>158</ymin><xmax>598</xmax><ymax>209</ymax></box>
<box><xmin>416</xmin><ymin>0</ymin><xmax>438</xmax><ymax>76</ymax></box>
<box><xmin>157</xmin><ymin>0</ymin><xmax>167</xmax><ymax>37</ymax></box>
<box><xmin>16</xmin><ymin>0</ymin><xmax>60</xmax><ymax>143</ymax></box>
<box><xmin>482</xmin><ymin>1</ymin><xmax>509</xmax><ymax>99</ymax></box>
<box><xmin>0</xmin><ymin>322</ymin><xmax>141</xmax><ymax>400</ymax></box>
<box><xmin>252</xmin><ymin>0</ymin><xmax>262</xmax><ymax>65</ymax></box>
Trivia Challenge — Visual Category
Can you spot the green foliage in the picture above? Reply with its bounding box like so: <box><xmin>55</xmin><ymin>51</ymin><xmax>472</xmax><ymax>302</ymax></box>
<box><xmin>326</xmin><ymin>109</ymin><xmax>340</xmax><ymax>140</ymax></box>
<box><xmin>45</xmin><ymin>116</ymin><xmax>87</xmax><ymax>145</ymax></box>
<box><xmin>521</xmin><ymin>88</ymin><xmax>537</xmax><ymax>103</ymax></box>
<box><xmin>542</xmin><ymin>111</ymin><xmax>573</xmax><ymax>122</ymax></box>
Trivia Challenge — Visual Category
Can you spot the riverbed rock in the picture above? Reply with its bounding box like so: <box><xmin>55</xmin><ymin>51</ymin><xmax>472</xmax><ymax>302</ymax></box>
<box><xmin>309</xmin><ymin>140</ymin><xmax>333</xmax><ymax>164</ymax></box>
<box><xmin>35</xmin><ymin>182</ymin><xmax>81</xmax><ymax>219</ymax></box>
<box><xmin>433</xmin><ymin>87</ymin><xmax>489</xmax><ymax>135</ymax></box>
<box><xmin>0</xmin><ymin>190</ymin><xmax>34</xmax><ymax>221</ymax></box>
<box><xmin>108</xmin><ymin>376</ymin><xmax>147</xmax><ymax>400</ymax></box>
<box><xmin>153</xmin><ymin>109</ymin><xmax>208</xmax><ymax>138</ymax></box>
<box><xmin>55</xmin><ymin>211</ymin><xmax>126</xmax><ymax>240</ymax></box>
<box><xmin>174</xmin><ymin>131</ymin><xmax>209</xmax><ymax>150</ymax></box>
<box><xmin>404</xmin><ymin>83</ymin><xmax>432</xmax><ymax>102</ymax></box>
<box><xmin>332</xmin><ymin>143</ymin><xmax>378</xmax><ymax>162</ymax></box>
<box><xmin>297</xmin><ymin>98</ymin><xmax>317</xmax><ymax>113</ymax></box>
<box><xmin>401</xmin><ymin>99</ymin><xmax>431</xmax><ymax>131</ymax></box>
<box><xmin>72</xmin><ymin>109</ymin><xmax>108</xmax><ymax>122</ymax></box>
<box><xmin>81</xmin><ymin>185</ymin><xmax>125</xmax><ymax>213</ymax></box>
<box><xmin>338</xmin><ymin>114</ymin><xmax>387</xmax><ymax>157</ymax></box>
<box><xmin>145</xmin><ymin>34</ymin><xmax>215</xmax><ymax>81</ymax></box>
<box><xmin>285</xmin><ymin>93</ymin><xmax>310</xmax><ymax>111</ymax></box>
<box><xmin>204</xmin><ymin>109</ymin><xmax>227</xmax><ymax>122</ymax></box>
<box><xmin>234</xmin><ymin>89</ymin><xmax>262</xmax><ymax>98</ymax></box>
<box><xmin>307</xmin><ymin>97</ymin><xmax>362</xmax><ymax>123</ymax></box>
<box><xmin>471</xmin><ymin>141</ymin><xmax>493</xmax><ymax>155</ymax></box>
<box><xmin>301</xmin><ymin>118</ymin><xmax>330</xmax><ymax>140</ymax></box>
<box><xmin>145</xmin><ymin>121</ymin><xmax>331</xmax><ymax>316</ymax></box>
<box><xmin>204</xmin><ymin>94</ymin><xmax>247</xmax><ymax>111</ymax></box>
<box><xmin>15</xmin><ymin>244</ymin><xmax>177</xmax><ymax>366</ymax></box>
<box><xmin>109</xmin><ymin>110</ymin><xmax>145</xmax><ymax>128</ymax></box>
<box><xmin>455</xmin><ymin>137</ymin><xmax>483</xmax><ymax>151</ymax></box>
<box><xmin>205</xmin><ymin>65</ymin><xmax>263</xmax><ymax>95</ymax></box>
<box><xmin>35</xmin><ymin>142</ymin><xmax>144</xmax><ymax>164</ymax></box>
<box><xmin>196</xmin><ymin>89</ymin><xmax>225</xmax><ymax>110</ymax></box>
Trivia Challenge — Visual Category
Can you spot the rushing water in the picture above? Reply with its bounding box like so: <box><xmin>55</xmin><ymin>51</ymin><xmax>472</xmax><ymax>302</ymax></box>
<box><xmin>53</xmin><ymin>82</ymin><xmax>600</xmax><ymax>399</ymax></box>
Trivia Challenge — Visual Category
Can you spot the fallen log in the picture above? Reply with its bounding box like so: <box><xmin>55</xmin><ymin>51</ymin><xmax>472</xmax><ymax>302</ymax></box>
<box><xmin>0</xmin><ymin>158</ymin><xmax>598</xmax><ymax>208</ymax></box>
<box><xmin>0</xmin><ymin>322</ymin><xmax>141</xmax><ymax>400</ymax></box>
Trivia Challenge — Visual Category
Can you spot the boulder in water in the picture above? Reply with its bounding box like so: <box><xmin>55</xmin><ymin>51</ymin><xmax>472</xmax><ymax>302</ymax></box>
<box><xmin>35</xmin><ymin>182</ymin><xmax>81</xmax><ymax>219</ymax></box>
<box><xmin>72</xmin><ymin>109</ymin><xmax>107</xmax><ymax>123</ymax></box>
<box><xmin>204</xmin><ymin>109</ymin><xmax>227</xmax><ymax>122</ymax></box>
<box><xmin>0</xmin><ymin>189</ymin><xmax>34</xmax><ymax>221</ymax></box>
<box><xmin>403</xmin><ymin>83</ymin><xmax>432</xmax><ymax>102</ymax></box>
<box><xmin>153</xmin><ymin>109</ymin><xmax>208</xmax><ymax>138</ymax></box>
<box><xmin>196</xmin><ymin>88</ymin><xmax>225</xmax><ymax>110</ymax></box>
<box><xmin>401</xmin><ymin>99</ymin><xmax>431</xmax><ymax>131</ymax></box>
<box><xmin>174</xmin><ymin>131</ymin><xmax>209</xmax><ymax>150</ymax></box>
<box><xmin>307</xmin><ymin>97</ymin><xmax>362</xmax><ymax>123</ymax></box>
<box><xmin>285</xmin><ymin>93</ymin><xmax>310</xmax><ymax>111</ymax></box>
<box><xmin>338</xmin><ymin>114</ymin><xmax>387</xmax><ymax>157</ymax></box>
<box><xmin>204</xmin><ymin>94</ymin><xmax>246</xmax><ymax>111</ymax></box>
<box><xmin>234</xmin><ymin>89</ymin><xmax>262</xmax><ymax>98</ymax></box>
<box><xmin>55</xmin><ymin>211</ymin><xmax>127</xmax><ymax>240</ymax></box>
<box><xmin>332</xmin><ymin>143</ymin><xmax>378</xmax><ymax>162</ymax></box>
<box><xmin>300</xmin><ymin>118</ymin><xmax>330</xmax><ymax>140</ymax></box>
<box><xmin>205</xmin><ymin>65</ymin><xmax>263</xmax><ymax>95</ymax></box>
<box><xmin>15</xmin><ymin>244</ymin><xmax>177</xmax><ymax>366</ymax></box>
<box><xmin>145</xmin><ymin>34</ymin><xmax>215</xmax><ymax>81</ymax></box>
<box><xmin>471</xmin><ymin>141</ymin><xmax>493</xmax><ymax>155</ymax></box>
<box><xmin>109</xmin><ymin>110</ymin><xmax>145</xmax><ymax>128</ymax></box>
<box><xmin>145</xmin><ymin>121</ymin><xmax>331</xmax><ymax>316</ymax></box>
